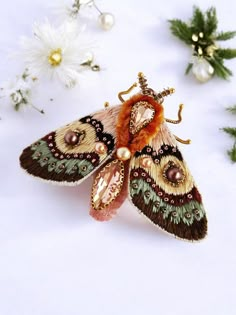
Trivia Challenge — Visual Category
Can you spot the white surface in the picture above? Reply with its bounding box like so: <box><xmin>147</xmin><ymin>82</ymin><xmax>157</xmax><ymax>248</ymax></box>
<box><xmin>0</xmin><ymin>1</ymin><xmax>236</xmax><ymax>315</ymax></box>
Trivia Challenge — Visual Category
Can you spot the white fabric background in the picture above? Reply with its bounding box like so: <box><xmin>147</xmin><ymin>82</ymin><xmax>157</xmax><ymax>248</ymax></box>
<box><xmin>0</xmin><ymin>0</ymin><xmax>236</xmax><ymax>314</ymax></box>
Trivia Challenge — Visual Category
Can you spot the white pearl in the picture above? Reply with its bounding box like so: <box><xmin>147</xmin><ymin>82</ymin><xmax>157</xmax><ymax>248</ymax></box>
<box><xmin>116</xmin><ymin>147</ymin><xmax>131</xmax><ymax>161</ymax></box>
<box><xmin>98</xmin><ymin>13</ymin><xmax>115</xmax><ymax>30</ymax></box>
<box><xmin>192</xmin><ymin>57</ymin><xmax>214</xmax><ymax>83</ymax></box>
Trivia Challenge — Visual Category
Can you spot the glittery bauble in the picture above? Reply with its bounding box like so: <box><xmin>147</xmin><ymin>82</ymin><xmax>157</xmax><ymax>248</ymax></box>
<box><xmin>116</xmin><ymin>147</ymin><xmax>131</xmax><ymax>161</ymax></box>
<box><xmin>192</xmin><ymin>57</ymin><xmax>214</xmax><ymax>83</ymax></box>
<box><xmin>98</xmin><ymin>13</ymin><xmax>115</xmax><ymax>30</ymax></box>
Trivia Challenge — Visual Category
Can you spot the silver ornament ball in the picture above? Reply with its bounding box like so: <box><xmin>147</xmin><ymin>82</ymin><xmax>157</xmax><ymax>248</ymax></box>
<box><xmin>98</xmin><ymin>12</ymin><xmax>115</xmax><ymax>30</ymax></box>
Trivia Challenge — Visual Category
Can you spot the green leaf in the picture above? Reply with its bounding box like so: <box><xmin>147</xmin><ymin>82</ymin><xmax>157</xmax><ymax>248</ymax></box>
<box><xmin>205</xmin><ymin>7</ymin><xmax>217</xmax><ymax>36</ymax></box>
<box><xmin>227</xmin><ymin>143</ymin><xmax>236</xmax><ymax>162</ymax></box>
<box><xmin>191</xmin><ymin>6</ymin><xmax>205</xmax><ymax>32</ymax></box>
<box><xmin>217</xmin><ymin>48</ymin><xmax>236</xmax><ymax>59</ymax></box>
<box><xmin>227</xmin><ymin>105</ymin><xmax>236</xmax><ymax>114</ymax></box>
<box><xmin>215</xmin><ymin>31</ymin><xmax>236</xmax><ymax>40</ymax></box>
<box><xmin>169</xmin><ymin>19</ymin><xmax>192</xmax><ymax>45</ymax></box>
<box><xmin>222</xmin><ymin>127</ymin><xmax>236</xmax><ymax>138</ymax></box>
<box><xmin>185</xmin><ymin>63</ymin><xmax>193</xmax><ymax>74</ymax></box>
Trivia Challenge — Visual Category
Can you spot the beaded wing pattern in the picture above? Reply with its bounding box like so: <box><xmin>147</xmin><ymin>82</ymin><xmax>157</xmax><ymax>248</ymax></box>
<box><xmin>20</xmin><ymin>73</ymin><xmax>207</xmax><ymax>241</ymax></box>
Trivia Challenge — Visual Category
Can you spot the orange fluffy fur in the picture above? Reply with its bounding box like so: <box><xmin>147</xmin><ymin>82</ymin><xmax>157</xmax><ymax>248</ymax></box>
<box><xmin>116</xmin><ymin>94</ymin><xmax>164</xmax><ymax>154</ymax></box>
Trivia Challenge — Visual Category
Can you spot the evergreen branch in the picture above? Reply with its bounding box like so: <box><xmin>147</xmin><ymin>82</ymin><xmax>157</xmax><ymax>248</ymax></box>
<box><xmin>222</xmin><ymin>127</ymin><xmax>236</xmax><ymax>138</ymax></box>
<box><xmin>215</xmin><ymin>31</ymin><xmax>236</xmax><ymax>40</ymax></box>
<box><xmin>169</xmin><ymin>19</ymin><xmax>192</xmax><ymax>45</ymax></box>
<box><xmin>185</xmin><ymin>63</ymin><xmax>193</xmax><ymax>74</ymax></box>
<box><xmin>227</xmin><ymin>143</ymin><xmax>236</xmax><ymax>162</ymax></box>
<box><xmin>191</xmin><ymin>6</ymin><xmax>205</xmax><ymax>32</ymax></box>
<box><xmin>205</xmin><ymin>7</ymin><xmax>217</xmax><ymax>35</ymax></box>
<box><xmin>226</xmin><ymin>105</ymin><xmax>236</xmax><ymax>114</ymax></box>
<box><xmin>209</xmin><ymin>57</ymin><xmax>232</xmax><ymax>79</ymax></box>
<box><xmin>169</xmin><ymin>6</ymin><xmax>236</xmax><ymax>81</ymax></box>
<box><xmin>217</xmin><ymin>48</ymin><xmax>236</xmax><ymax>59</ymax></box>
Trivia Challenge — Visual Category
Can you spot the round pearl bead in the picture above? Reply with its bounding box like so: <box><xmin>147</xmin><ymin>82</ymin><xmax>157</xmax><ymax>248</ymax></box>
<box><xmin>64</xmin><ymin>130</ymin><xmax>79</xmax><ymax>145</ymax></box>
<box><xmin>95</xmin><ymin>142</ymin><xmax>107</xmax><ymax>154</ymax></box>
<box><xmin>166</xmin><ymin>167</ymin><xmax>184</xmax><ymax>183</ymax></box>
<box><xmin>116</xmin><ymin>147</ymin><xmax>131</xmax><ymax>161</ymax></box>
<box><xmin>98</xmin><ymin>13</ymin><xmax>115</xmax><ymax>30</ymax></box>
<box><xmin>141</xmin><ymin>156</ymin><xmax>152</xmax><ymax>168</ymax></box>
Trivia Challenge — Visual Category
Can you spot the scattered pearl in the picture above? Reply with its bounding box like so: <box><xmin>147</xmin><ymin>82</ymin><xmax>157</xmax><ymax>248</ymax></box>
<box><xmin>98</xmin><ymin>13</ymin><xmax>115</xmax><ymax>30</ymax></box>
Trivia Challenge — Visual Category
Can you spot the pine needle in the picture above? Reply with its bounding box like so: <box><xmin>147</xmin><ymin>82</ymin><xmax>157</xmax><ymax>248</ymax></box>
<box><xmin>227</xmin><ymin>143</ymin><xmax>236</xmax><ymax>162</ymax></box>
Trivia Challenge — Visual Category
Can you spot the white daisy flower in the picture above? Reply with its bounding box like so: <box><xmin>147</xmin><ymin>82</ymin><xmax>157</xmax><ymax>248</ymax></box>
<box><xmin>20</xmin><ymin>20</ymin><xmax>94</xmax><ymax>88</ymax></box>
<box><xmin>1</xmin><ymin>69</ymin><xmax>44</xmax><ymax>114</ymax></box>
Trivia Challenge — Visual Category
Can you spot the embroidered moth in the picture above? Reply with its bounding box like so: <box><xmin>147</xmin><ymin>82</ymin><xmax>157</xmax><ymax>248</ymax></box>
<box><xmin>19</xmin><ymin>73</ymin><xmax>207</xmax><ymax>241</ymax></box>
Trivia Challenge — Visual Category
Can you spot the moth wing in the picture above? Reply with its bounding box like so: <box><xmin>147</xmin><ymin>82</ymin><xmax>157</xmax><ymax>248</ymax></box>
<box><xmin>20</xmin><ymin>105</ymin><xmax>121</xmax><ymax>186</ymax></box>
<box><xmin>128</xmin><ymin>122</ymin><xmax>207</xmax><ymax>241</ymax></box>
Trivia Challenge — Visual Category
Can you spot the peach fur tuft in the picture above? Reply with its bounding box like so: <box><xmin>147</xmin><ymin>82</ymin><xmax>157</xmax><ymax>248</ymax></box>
<box><xmin>116</xmin><ymin>94</ymin><xmax>164</xmax><ymax>154</ymax></box>
<box><xmin>90</xmin><ymin>161</ymin><xmax>129</xmax><ymax>221</ymax></box>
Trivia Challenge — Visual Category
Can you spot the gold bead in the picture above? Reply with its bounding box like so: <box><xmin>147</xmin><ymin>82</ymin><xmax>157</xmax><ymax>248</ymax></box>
<box><xmin>95</xmin><ymin>142</ymin><xmax>107</xmax><ymax>154</ymax></box>
<box><xmin>206</xmin><ymin>44</ymin><xmax>217</xmax><ymax>57</ymax></box>
<box><xmin>199</xmin><ymin>32</ymin><xmax>204</xmax><ymax>38</ymax></box>
<box><xmin>198</xmin><ymin>47</ymin><xmax>203</xmax><ymax>55</ymax></box>
<box><xmin>104</xmin><ymin>102</ymin><xmax>110</xmax><ymax>108</ymax></box>
<box><xmin>140</xmin><ymin>156</ymin><xmax>152</xmax><ymax>168</ymax></box>
<box><xmin>116</xmin><ymin>147</ymin><xmax>131</xmax><ymax>161</ymax></box>
<box><xmin>192</xmin><ymin>34</ymin><xmax>198</xmax><ymax>42</ymax></box>
<box><xmin>48</xmin><ymin>48</ymin><xmax>62</xmax><ymax>67</ymax></box>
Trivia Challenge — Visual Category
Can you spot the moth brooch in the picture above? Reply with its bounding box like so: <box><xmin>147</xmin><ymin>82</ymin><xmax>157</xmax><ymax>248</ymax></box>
<box><xmin>20</xmin><ymin>73</ymin><xmax>207</xmax><ymax>241</ymax></box>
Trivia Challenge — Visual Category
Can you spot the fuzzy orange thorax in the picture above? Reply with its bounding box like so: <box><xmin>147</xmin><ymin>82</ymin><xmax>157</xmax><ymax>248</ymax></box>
<box><xmin>116</xmin><ymin>94</ymin><xmax>164</xmax><ymax>154</ymax></box>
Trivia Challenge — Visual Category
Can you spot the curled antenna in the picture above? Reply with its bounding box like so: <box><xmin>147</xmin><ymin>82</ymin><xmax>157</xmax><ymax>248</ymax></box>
<box><xmin>155</xmin><ymin>87</ymin><xmax>175</xmax><ymax>103</ymax></box>
<box><xmin>138</xmin><ymin>72</ymin><xmax>175</xmax><ymax>103</ymax></box>
<box><xmin>138</xmin><ymin>72</ymin><xmax>156</xmax><ymax>97</ymax></box>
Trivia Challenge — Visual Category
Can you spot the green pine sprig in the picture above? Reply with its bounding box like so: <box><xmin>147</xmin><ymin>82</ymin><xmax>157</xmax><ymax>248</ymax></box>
<box><xmin>169</xmin><ymin>6</ymin><xmax>236</xmax><ymax>80</ymax></box>
<box><xmin>222</xmin><ymin>105</ymin><xmax>236</xmax><ymax>162</ymax></box>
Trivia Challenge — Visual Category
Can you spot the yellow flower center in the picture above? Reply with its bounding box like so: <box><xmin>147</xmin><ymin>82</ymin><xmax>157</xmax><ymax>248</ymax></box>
<box><xmin>48</xmin><ymin>49</ymin><xmax>62</xmax><ymax>67</ymax></box>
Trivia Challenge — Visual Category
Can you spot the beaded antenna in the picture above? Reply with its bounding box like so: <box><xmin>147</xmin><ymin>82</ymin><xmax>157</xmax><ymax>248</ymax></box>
<box><xmin>19</xmin><ymin>73</ymin><xmax>207</xmax><ymax>241</ymax></box>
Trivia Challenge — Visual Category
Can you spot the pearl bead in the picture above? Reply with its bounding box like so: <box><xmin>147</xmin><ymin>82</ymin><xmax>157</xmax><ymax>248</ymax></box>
<box><xmin>140</xmin><ymin>156</ymin><xmax>152</xmax><ymax>168</ymax></box>
<box><xmin>116</xmin><ymin>147</ymin><xmax>131</xmax><ymax>161</ymax></box>
<box><xmin>98</xmin><ymin>13</ymin><xmax>115</xmax><ymax>30</ymax></box>
<box><xmin>64</xmin><ymin>130</ymin><xmax>79</xmax><ymax>145</ymax></box>
<box><xmin>166</xmin><ymin>167</ymin><xmax>184</xmax><ymax>183</ymax></box>
<box><xmin>95</xmin><ymin>142</ymin><xmax>107</xmax><ymax>154</ymax></box>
